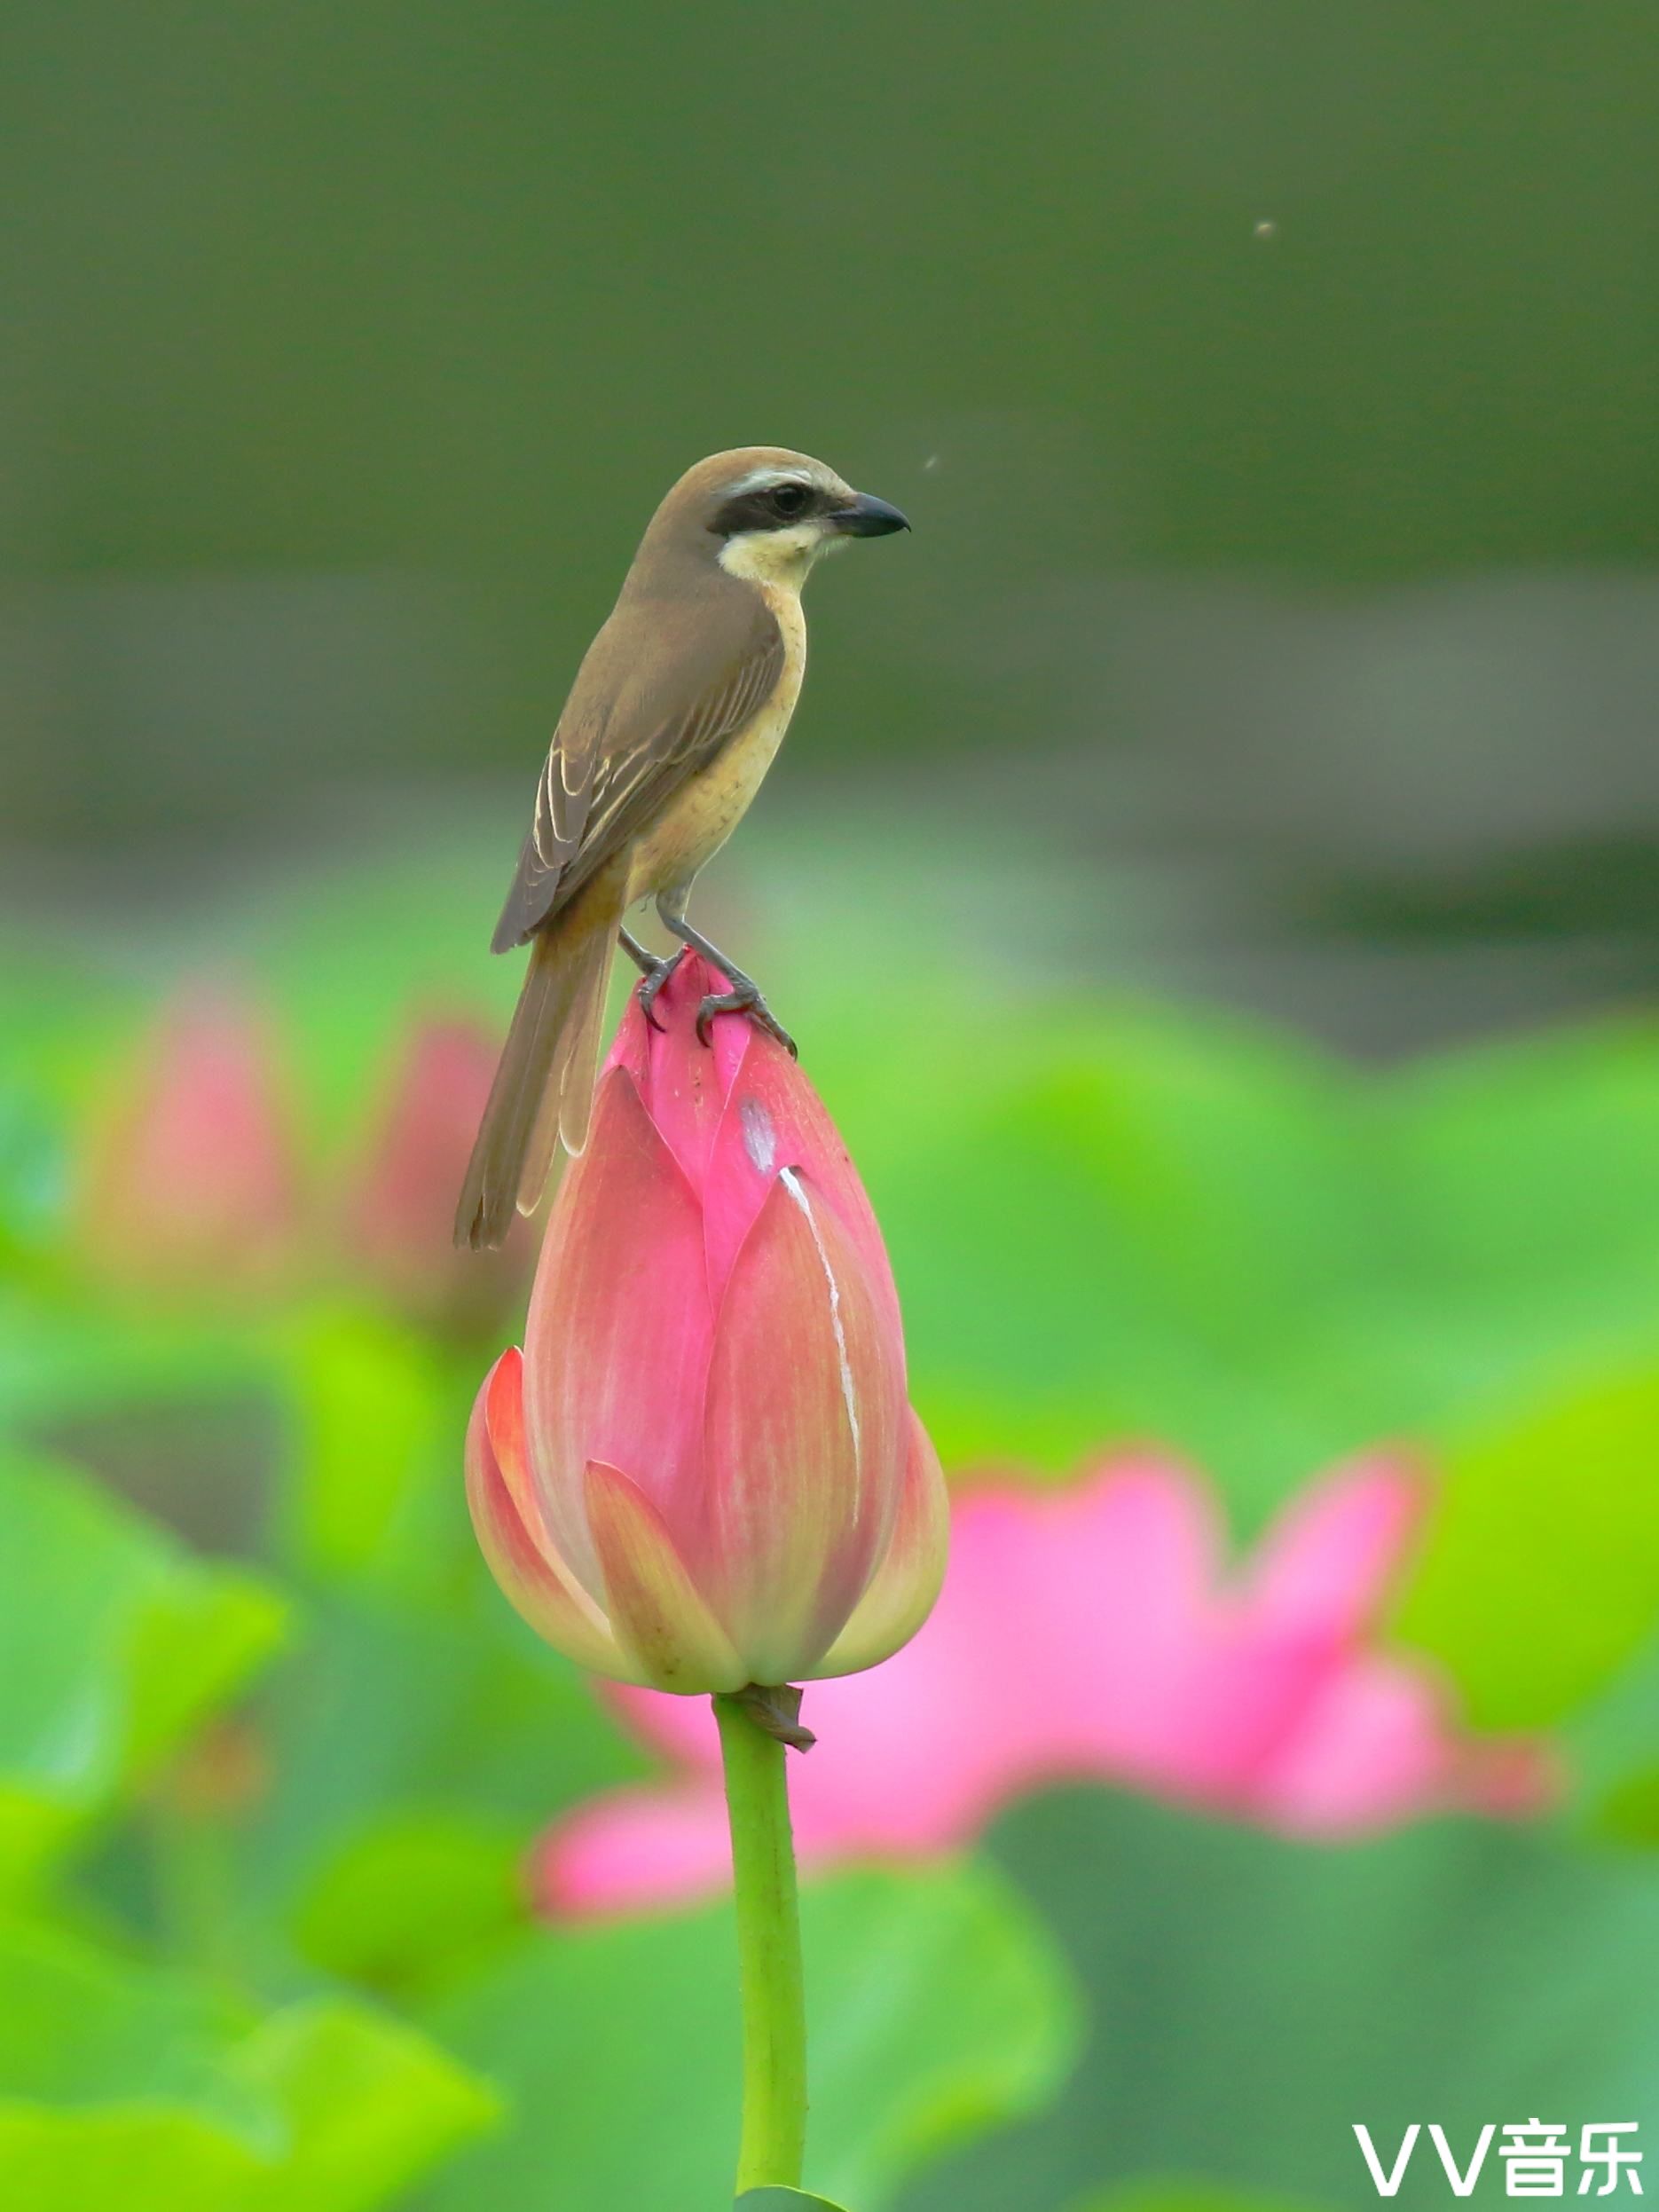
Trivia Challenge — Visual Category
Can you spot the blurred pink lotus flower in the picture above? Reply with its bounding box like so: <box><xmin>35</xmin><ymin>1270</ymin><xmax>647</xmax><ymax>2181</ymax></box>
<box><xmin>467</xmin><ymin>953</ymin><xmax>947</xmax><ymax>1695</ymax></box>
<box><xmin>82</xmin><ymin>989</ymin><xmax>301</xmax><ymax>1294</ymax></box>
<box><xmin>350</xmin><ymin>1018</ymin><xmax>532</xmax><ymax>1330</ymax></box>
<box><xmin>538</xmin><ymin>1453</ymin><xmax>1553</xmax><ymax>1917</ymax></box>
<box><xmin>83</xmin><ymin>987</ymin><xmax>527</xmax><ymax>1330</ymax></box>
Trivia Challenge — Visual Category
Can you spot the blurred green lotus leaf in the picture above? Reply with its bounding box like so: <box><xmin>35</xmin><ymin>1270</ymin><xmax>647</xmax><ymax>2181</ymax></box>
<box><xmin>902</xmin><ymin>1787</ymin><xmax>1659</xmax><ymax>2212</ymax></box>
<box><xmin>246</xmin><ymin>1586</ymin><xmax>641</xmax><ymax>1951</ymax></box>
<box><xmin>30</xmin><ymin>863</ymin><xmax>1659</xmax><ymax>1552</ymax></box>
<box><xmin>764</xmin><ymin>963</ymin><xmax>1659</xmax><ymax>1537</ymax></box>
<box><xmin>0</xmin><ymin>1078</ymin><xmax>67</xmax><ymax>1264</ymax></box>
<box><xmin>1594</xmin><ymin>1763</ymin><xmax>1659</xmax><ymax>1847</ymax></box>
<box><xmin>0</xmin><ymin>1448</ymin><xmax>287</xmax><ymax>1897</ymax></box>
<box><xmin>1383</xmin><ymin>1019</ymin><xmax>1659</xmax><ymax>1311</ymax></box>
<box><xmin>737</xmin><ymin>2192</ymin><xmax>852</xmax><ymax>2209</ymax></box>
<box><xmin>1394</xmin><ymin>1366</ymin><xmax>1659</xmax><ymax>1728</ymax></box>
<box><xmin>1555</xmin><ymin>1626</ymin><xmax>1659</xmax><ymax>1838</ymax></box>
<box><xmin>292</xmin><ymin>1807</ymin><xmax>526</xmax><ymax>2001</ymax></box>
<box><xmin>815</xmin><ymin>993</ymin><xmax>1381</xmax><ymax>1517</ymax></box>
<box><xmin>0</xmin><ymin>1282</ymin><xmax>274</xmax><ymax>1433</ymax></box>
<box><xmin>0</xmin><ymin>1913</ymin><xmax>496</xmax><ymax>2208</ymax></box>
<box><xmin>1068</xmin><ymin>2184</ymin><xmax>1329</xmax><ymax>2212</ymax></box>
<box><xmin>279</xmin><ymin>1303</ymin><xmax>452</xmax><ymax>1591</ymax></box>
<box><xmin>421</xmin><ymin>1861</ymin><xmax>1081</xmax><ymax>2212</ymax></box>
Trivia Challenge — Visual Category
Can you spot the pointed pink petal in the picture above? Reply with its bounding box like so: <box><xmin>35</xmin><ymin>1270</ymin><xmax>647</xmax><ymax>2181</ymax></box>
<box><xmin>702</xmin><ymin>1170</ymin><xmax>907</xmax><ymax>1681</ymax></box>
<box><xmin>601</xmin><ymin>989</ymin><xmax>652</xmax><ymax>1086</ymax></box>
<box><xmin>482</xmin><ymin>1347</ymin><xmax>585</xmax><ymax>1580</ymax></box>
<box><xmin>626</xmin><ymin>955</ymin><xmax>740</xmax><ymax>1191</ymax></box>
<box><xmin>1243</xmin><ymin>1657</ymin><xmax>1458</xmax><ymax>1833</ymax></box>
<box><xmin>1152</xmin><ymin>1458</ymin><xmax>1434</xmax><ymax>1799</ymax></box>
<box><xmin>585</xmin><ymin>1460</ymin><xmax>746</xmax><ymax>1694</ymax></box>
<box><xmin>1241</xmin><ymin>1453</ymin><xmax>1427</xmax><ymax>1643</ymax></box>
<box><xmin>536</xmin><ymin>1779</ymin><xmax>734</xmax><ymax>1918</ymax></box>
<box><xmin>600</xmin><ymin>953</ymin><xmax>749</xmax><ymax>1193</ymax></box>
<box><xmin>523</xmin><ymin>1068</ymin><xmax>713</xmax><ymax>1593</ymax></box>
<box><xmin>700</xmin><ymin>1031</ymin><xmax>902</xmax><ymax>1325</ymax></box>
<box><xmin>1250</xmin><ymin>1654</ymin><xmax>1561</xmax><ymax>1835</ymax></box>
<box><xmin>1147</xmin><ymin>1627</ymin><xmax>1347</xmax><ymax>1800</ymax></box>
<box><xmin>811</xmin><ymin>1409</ymin><xmax>948</xmax><ymax>1677</ymax></box>
<box><xmin>465</xmin><ymin>1355</ymin><xmax>630</xmax><ymax>1679</ymax></box>
<box><xmin>1015</xmin><ymin>1461</ymin><xmax>1229</xmax><ymax>1778</ymax></box>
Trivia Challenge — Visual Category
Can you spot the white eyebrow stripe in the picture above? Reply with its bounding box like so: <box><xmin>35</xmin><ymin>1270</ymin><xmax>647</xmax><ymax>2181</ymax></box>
<box><xmin>720</xmin><ymin>466</ymin><xmax>815</xmax><ymax>498</ymax></box>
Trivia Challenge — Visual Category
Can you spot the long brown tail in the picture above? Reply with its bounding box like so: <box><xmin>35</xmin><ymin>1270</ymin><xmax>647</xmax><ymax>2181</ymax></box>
<box><xmin>453</xmin><ymin>861</ymin><xmax>627</xmax><ymax>1249</ymax></box>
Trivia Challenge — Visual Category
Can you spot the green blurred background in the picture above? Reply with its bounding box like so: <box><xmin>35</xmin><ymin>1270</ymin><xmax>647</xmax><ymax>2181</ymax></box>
<box><xmin>9</xmin><ymin>0</ymin><xmax>1659</xmax><ymax>1037</ymax></box>
<box><xmin>4</xmin><ymin>5</ymin><xmax>1659</xmax><ymax>2209</ymax></box>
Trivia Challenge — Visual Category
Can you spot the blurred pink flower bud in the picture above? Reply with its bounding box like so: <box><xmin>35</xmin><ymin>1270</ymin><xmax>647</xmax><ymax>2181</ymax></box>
<box><xmin>350</xmin><ymin>1018</ymin><xmax>531</xmax><ymax>1330</ymax></box>
<box><xmin>467</xmin><ymin>954</ymin><xmax>947</xmax><ymax>1694</ymax></box>
<box><xmin>535</xmin><ymin>1453</ymin><xmax>1556</xmax><ymax>1918</ymax></box>
<box><xmin>82</xmin><ymin>988</ymin><xmax>300</xmax><ymax>1293</ymax></box>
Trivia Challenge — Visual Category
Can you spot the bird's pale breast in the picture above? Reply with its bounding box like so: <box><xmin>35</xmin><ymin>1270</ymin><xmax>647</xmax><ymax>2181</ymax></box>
<box><xmin>625</xmin><ymin>584</ymin><xmax>806</xmax><ymax>901</ymax></box>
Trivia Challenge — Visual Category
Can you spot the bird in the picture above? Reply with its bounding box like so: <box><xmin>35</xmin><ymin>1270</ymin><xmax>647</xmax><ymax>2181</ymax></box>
<box><xmin>454</xmin><ymin>446</ymin><xmax>910</xmax><ymax>1250</ymax></box>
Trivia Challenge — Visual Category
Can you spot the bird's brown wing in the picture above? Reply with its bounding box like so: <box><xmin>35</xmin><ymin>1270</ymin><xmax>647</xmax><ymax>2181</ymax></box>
<box><xmin>487</xmin><ymin>722</ymin><xmax>596</xmax><ymax>954</ymax></box>
<box><xmin>489</xmin><ymin>589</ymin><xmax>785</xmax><ymax>954</ymax></box>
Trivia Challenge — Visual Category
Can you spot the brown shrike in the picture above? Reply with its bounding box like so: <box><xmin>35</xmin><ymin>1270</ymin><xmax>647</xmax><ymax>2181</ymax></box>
<box><xmin>454</xmin><ymin>446</ymin><xmax>909</xmax><ymax>1249</ymax></box>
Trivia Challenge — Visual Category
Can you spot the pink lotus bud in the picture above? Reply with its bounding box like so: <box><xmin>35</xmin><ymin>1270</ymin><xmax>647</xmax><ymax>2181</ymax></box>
<box><xmin>466</xmin><ymin>955</ymin><xmax>947</xmax><ymax>1694</ymax></box>
<box><xmin>82</xmin><ymin>988</ymin><xmax>300</xmax><ymax>1293</ymax></box>
<box><xmin>350</xmin><ymin>1018</ymin><xmax>532</xmax><ymax>1331</ymax></box>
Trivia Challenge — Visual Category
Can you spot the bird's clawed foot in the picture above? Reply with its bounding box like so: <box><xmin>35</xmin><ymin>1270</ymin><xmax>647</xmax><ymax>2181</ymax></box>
<box><xmin>644</xmin><ymin>919</ymin><xmax>798</xmax><ymax>1056</ymax></box>
<box><xmin>697</xmin><ymin>972</ymin><xmax>798</xmax><ymax>1058</ymax></box>
<box><xmin>618</xmin><ymin>931</ymin><xmax>686</xmax><ymax>1033</ymax></box>
<box><xmin>636</xmin><ymin>949</ymin><xmax>688</xmax><ymax>1033</ymax></box>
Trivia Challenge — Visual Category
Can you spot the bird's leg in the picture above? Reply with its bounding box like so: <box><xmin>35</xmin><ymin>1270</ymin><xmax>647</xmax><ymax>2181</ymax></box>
<box><xmin>657</xmin><ymin>907</ymin><xmax>798</xmax><ymax>1057</ymax></box>
<box><xmin>617</xmin><ymin>926</ymin><xmax>685</xmax><ymax>1033</ymax></box>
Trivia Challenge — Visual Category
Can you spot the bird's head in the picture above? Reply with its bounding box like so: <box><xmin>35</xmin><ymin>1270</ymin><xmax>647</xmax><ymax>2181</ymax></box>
<box><xmin>649</xmin><ymin>446</ymin><xmax>909</xmax><ymax>591</ymax></box>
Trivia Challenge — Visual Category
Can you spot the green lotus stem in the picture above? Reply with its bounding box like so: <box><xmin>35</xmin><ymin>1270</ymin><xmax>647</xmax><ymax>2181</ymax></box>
<box><xmin>716</xmin><ymin>1692</ymin><xmax>808</xmax><ymax>2193</ymax></box>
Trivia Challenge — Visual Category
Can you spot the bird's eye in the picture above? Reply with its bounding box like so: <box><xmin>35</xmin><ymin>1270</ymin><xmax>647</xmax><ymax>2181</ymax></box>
<box><xmin>772</xmin><ymin>483</ymin><xmax>808</xmax><ymax>517</ymax></box>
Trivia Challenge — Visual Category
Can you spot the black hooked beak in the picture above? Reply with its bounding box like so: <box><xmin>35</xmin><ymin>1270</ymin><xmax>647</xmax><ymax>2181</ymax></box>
<box><xmin>833</xmin><ymin>490</ymin><xmax>911</xmax><ymax>538</ymax></box>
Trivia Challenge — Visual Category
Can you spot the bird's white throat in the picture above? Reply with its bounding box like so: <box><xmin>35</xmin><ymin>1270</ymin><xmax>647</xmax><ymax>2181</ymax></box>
<box><xmin>718</xmin><ymin>521</ymin><xmax>845</xmax><ymax>590</ymax></box>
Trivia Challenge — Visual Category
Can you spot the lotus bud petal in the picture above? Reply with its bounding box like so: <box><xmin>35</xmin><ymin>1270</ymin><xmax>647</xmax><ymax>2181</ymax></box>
<box><xmin>467</xmin><ymin>956</ymin><xmax>946</xmax><ymax>1694</ymax></box>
